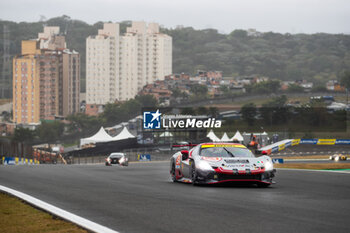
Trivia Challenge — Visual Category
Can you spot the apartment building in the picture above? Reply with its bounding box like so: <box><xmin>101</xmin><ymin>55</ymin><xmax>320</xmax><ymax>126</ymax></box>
<box><xmin>86</xmin><ymin>23</ymin><xmax>119</xmax><ymax>104</ymax></box>
<box><xmin>12</xmin><ymin>27</ymin><xmax>80</xmax><ymax>124</ymax></box>
<box><xmin>86</xmin><ymin>22</ymin><xmax>172</xmax><ymax>104</ymax></box>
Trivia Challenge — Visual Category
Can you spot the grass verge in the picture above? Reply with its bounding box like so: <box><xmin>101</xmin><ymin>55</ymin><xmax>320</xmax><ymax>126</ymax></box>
<box><xmin>0</xmin><ymin>192</ymin><xmax>87</xmax><ymax>233</ymax></box>
<box><xmin>274</xmin><ymin>163</ymin><xmax>350</xmax><ymax>170</ymax></box>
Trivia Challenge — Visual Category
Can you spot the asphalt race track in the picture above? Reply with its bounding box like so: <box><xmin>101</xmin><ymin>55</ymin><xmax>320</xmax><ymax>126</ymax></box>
<box><xmin>1</xmin><ymin>162</ymin><xmax>350</xmax><ymax>233</ymax></box>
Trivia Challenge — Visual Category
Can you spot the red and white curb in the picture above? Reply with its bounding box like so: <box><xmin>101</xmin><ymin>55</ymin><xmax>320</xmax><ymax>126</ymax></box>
<box><xmin>0</xmin><ymin>185</ymin><xmax>119</xmax><ymax>233</ymax></box>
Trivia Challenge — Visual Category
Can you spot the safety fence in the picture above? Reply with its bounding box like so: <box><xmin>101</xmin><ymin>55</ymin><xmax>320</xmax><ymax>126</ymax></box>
<box><xmin>64</xmin><ymin>150</ymin><xmax>173</xmax><ymax>164</ymax></box>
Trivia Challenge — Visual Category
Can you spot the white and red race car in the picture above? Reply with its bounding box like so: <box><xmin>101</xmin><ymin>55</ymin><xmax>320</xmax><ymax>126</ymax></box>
<box><xmin>170</xmin><ymin>142</ymin><xmax>276</xmax><ymax>187</ymax></box>
<box><xmin>105</xmin><ymin>152</ymin><xmax>129</xmax><ymax>166</ymax></box>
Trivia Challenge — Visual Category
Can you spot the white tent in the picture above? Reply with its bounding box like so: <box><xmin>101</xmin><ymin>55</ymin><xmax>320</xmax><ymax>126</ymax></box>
<box><xmin>207</xmin><ymin>130</ymin><xmax>220</xmax><ymax>142</ymax></box>
<box><xmin>160</xmin><ymin>132</ymin><xmax>173</xmax><ymax>137</ymax></box>
<box><xmin>80</xmin><ymin>127</ymin><xmax>113</xmax><ymax>147</ymax></box>
<box><xmin>112</xmin><ymin>127</ymin><xmax>136</xmax><ymax>141</ymax></box>
<box><xmin>231</xmin><ymin>130</ymin><xmax>244</xmax><ymax>142</ymax></box>
<box><xmin>221</xmin><ymin>133</ymin><xmax>231</xmax><ymax>142</ymax></box>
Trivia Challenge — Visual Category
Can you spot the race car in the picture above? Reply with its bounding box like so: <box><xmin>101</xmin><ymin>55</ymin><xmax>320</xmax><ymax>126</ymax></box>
<box><xmin>170</xmin><ymin>142</ymin><xmax>276</xmax><ymax>187</ymax></box>
<box><xmin>329</xmin><ymin>154</ymin><xmax>347</xmax><ymax>161</ymax></box>
<box><xmin>105</xmin><ymin>152</ymin><xmax>129</xmax><ymax>166</ymax></box>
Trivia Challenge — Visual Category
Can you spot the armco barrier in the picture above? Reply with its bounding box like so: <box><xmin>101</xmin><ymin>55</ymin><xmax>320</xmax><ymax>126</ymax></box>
<box><xmin>260</xmin><ymin>138</ymin><xmax>350</xmax><ymax>155</ymax></box>
<box><xmin>299</xmin><ymin>139</ymin><xmax>318</xmax><ymax>144</ymax></box>
<box><xmin>335</xmin><ymin>139</ymin><xmax>350</xmax><ymax>145</ymax></box>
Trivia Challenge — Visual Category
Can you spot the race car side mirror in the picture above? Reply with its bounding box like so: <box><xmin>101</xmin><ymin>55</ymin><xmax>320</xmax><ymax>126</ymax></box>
<box><xmin>181</xmin><ymin>150</ymin><xmax>189</xmax><ymax>160</ymax></box>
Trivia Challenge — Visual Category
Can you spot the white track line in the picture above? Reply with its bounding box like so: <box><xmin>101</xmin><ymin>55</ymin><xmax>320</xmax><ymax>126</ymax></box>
<box><xmin>0</xmin><ymin>185</ymin><xmax>119</xmax><ymax>233</ymax></box>
<box><xmin>277</xmin><ymin>168</ymin><xmax>350</xmax><ymax>174</ymax></box>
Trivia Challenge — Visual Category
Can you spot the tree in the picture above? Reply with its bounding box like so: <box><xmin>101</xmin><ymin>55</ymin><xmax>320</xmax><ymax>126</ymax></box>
<box><xmin>241</xmin><ymin>103</ymin><xmax>257</xmax><ymax>126</ymax></box>
<box><xmin>135</xmin><ymin>94</ymin><xmax>157</xmax><ymax>107</ymax></box>
<box><xmin>340</xmin><ymin>71</ymin><xmax>350</xmax><ymax>89</ymax></box>
<box><xmin>171</xmin><ymin>88</ymin><xmax>182</xmax><ymax>98</ymax></box>
<box><xmin>190</xmin><ymin>84</ymin><xmax>208</xmax><ymax>96</ymax></box>
<box><xmin>340</xmin><ymin>71</ymin><xmax>350</xmax><ymax>104</ymax></box>
<box><xmin>287</xmin><ymin>83</ymin><xmax>304</xmax><ymax>93</ymax></box>
<box><xmin>181</xmin><ymin>107</ymin><xmax>196</xmax><ymax>115</ymax></box>
<box><xmin>13</xmin><ymin>128</ymin><xmax>35</xmax><ymax>143</ymax></box>
<box><xmin>208</xmin><ymin>107</ymin><xmax>219</xmax><ymax>118</ymax></box>
<box><xmin>36</xmin><ymin>121</ymin><xmax>65</xmax><ymax>144</ymax></box>
<box><xmin>67</xmin><ymin>113</ymin><xmax>100</xmax><ymax>132</ymax></box>
<box><xmin>196</xmin><ymin>106</ymin><xmax>208</xmax><ymax>115</ymax></box>
<box><xmin>260</xmin><ymin>95</ymin><xmax>289</xmax><ymax>125</ymax></box>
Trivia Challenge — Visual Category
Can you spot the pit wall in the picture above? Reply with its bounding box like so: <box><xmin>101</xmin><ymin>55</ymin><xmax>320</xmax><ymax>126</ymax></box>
<box><xmin>259</xmin><ymin>139</ymin><xmax>350</xmax><ymax>155</ymax></box>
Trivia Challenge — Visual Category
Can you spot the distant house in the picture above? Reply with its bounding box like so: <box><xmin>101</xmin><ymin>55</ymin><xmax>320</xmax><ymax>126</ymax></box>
<box><xmin>326</xmin><ymin>80</ymin><xmax>345</xmax><ymax>92</ymax></box>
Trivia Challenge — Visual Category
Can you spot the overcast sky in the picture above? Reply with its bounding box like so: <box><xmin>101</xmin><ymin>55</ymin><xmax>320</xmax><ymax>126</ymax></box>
<box><xmin>1</xmin><ymin>0</ymin><xmax>349</xmax><ymax>34</ymax></box>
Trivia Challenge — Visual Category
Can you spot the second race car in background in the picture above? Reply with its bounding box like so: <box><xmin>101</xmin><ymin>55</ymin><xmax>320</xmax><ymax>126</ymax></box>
<box><xmin>329</xmin><ymin>154</ymin><xmax>348</xmax><ymax>161</ymax></box>
<box><xmin>105</xmin><ymin>152</ymin><xmax>129</xmax><ymax>166</ymax></box>
<box><xmin>170</xmin><ymin>142</ymin><xmax>276</xmax><ymax>187</ymax></box>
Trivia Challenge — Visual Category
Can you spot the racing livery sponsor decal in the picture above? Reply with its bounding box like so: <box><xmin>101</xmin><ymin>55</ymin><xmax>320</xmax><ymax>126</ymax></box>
<box><xmin>175</xmin><ymin>155</ymin><xmax>181</xmax><ymax>169</ymax></box>
<box><xmin>201</xmin><ymin>157</ymin><xmax>222</xmax><ymax>162</ymax></box>
<box><xmin>224</xmin><ymin>159</ymin><xmax>249</xmax><ymax>163</ymax></box>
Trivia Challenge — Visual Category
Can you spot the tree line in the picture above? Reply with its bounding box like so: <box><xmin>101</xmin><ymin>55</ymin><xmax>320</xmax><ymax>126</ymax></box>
<box><xmin>1</xmin><ymin>16</ymin><xmax>350</xmax><ymax>92</ymax></box>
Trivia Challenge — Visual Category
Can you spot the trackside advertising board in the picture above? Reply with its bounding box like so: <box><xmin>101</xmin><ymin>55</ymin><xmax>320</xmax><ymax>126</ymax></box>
<box><xmin>137</xmin><ymin>154</ymin><xmax>151</xmax><ymax>161</ymax></box>
<box><xmin>335</xmin><ymin>139</ymin><xmax>350</xmax><ymax>145</ymax></box>
<box><xmin>272</xmin><ymin>158</ymin><xmax>284</xmax><ymax>164</ymax></box>
<box><xmin>2</xmin><ymin>156</ymin><xmax>39</xmax><ymax>165</ymax></box>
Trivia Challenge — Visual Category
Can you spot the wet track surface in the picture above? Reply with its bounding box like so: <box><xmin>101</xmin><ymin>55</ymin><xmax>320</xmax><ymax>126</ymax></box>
<box><xmin>1</xmin><ymin>162</ymin><xmax>350</xmax><ymax>233</ymax></box>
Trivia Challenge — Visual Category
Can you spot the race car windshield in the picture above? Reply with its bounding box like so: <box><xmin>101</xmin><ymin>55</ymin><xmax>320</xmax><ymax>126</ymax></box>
<box><xmin>200</xmin><ymin>147</ymin><xmax>255</xmax><ymax>158</ymax></box>
<box><xmin>110</xmin><ymin>153</ymin><xmax>124</xmax><ymax>158</ymax></box>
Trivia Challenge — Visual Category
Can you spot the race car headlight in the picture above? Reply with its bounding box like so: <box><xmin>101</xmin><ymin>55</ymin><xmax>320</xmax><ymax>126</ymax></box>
<box><xmin>196</xmin><ymin>161</ymin><xmax>214</xmax><ymax>171</ymax></box>
<box><xmin>119</xmin><ymin>157</ymin><xmax>125</xmax><ymax>163</ymax></box>
<box><xmin>264</xmin><ymin>161</ymin><xmax>274</xmax><ymax>171</ymax></box>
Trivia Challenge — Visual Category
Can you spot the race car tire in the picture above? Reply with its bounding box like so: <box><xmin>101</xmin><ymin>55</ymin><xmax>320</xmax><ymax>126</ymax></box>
<box><xmin>257</xmin><ymin>182</ymin><xmax>271</xmax><ymax>188</ymax></box>
<box><xmin>170</xmin><ymin>160</ymin><xmax>177</xmax><ymax>182</ymax></box>
<box><xmin>191</xmin><ymin>161</ymin><xmax>198</xmax><ymax>185</ymax></box>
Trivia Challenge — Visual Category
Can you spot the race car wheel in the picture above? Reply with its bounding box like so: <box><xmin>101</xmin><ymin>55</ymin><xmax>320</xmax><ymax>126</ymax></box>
<box><xmin>191</xmin><ymin>161</ymin><xmax>198</xmax><ymax>185</ymax></box>
<box><xmin>257</xmin><ymin>182</ymin><xmax>271</xmax><ymax>188</ymax></box>
<box><xmin>170</xmin><ymin>160</ymin><xmax>177</xmax><ymax>182</ymax></box>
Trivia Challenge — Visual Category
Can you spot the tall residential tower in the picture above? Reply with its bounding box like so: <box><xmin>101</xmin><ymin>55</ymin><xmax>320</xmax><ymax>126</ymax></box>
<box><xmin>86</xmin><ymin>22</ymin><xmax>172</xmax><ymax>104</ymax></box>
<box><xmin>13</xmin><ymin>27</ymin><xmax>80</xmax><ymax>124</ymax></box>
